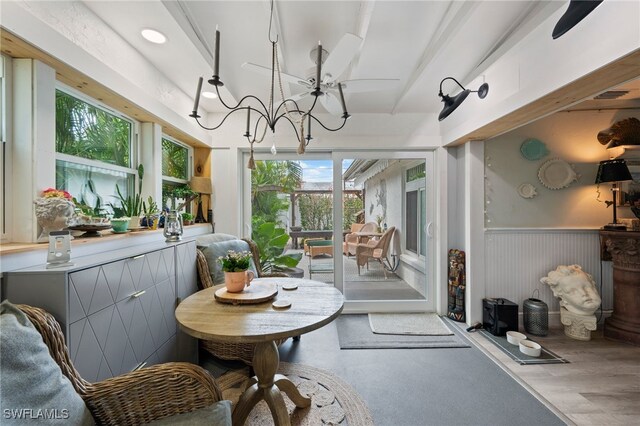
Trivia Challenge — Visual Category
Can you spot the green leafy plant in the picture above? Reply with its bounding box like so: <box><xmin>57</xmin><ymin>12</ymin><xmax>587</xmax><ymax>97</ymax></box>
<box><xmin>142</xmin><ymin>196</ymin><xmax>159</xmax><ymax>218</ymax></box>
<box><xmin>110</xmin><ymin>164</ymin><xmax>144</xmax><ymax>217</ymax></box>
<box><xmin>166</xmin><ymin>185</ymin><xmax>199</xmax><ymax>211</ymax></box>
<box><xmin>181</xmin><ymin>212</ymin><xmax>194</xmax><ymax>222</ymax></box>
<box><xmin>251</xmin><ymin>222</ymin><xmax>302</xmax><ymax>274</ymax></box>
<box><xmin>218</xmin><ymin>250</ymin><xmax>252</xmax><ymax>272</ymax></box>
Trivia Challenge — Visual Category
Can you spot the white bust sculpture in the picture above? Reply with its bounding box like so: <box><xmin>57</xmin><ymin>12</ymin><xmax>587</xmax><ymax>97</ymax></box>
<box><xmin>34</xmin><ymin>197</ymin><xmax>76</xmax><ymax>243</ymax></box>
<box><xmin>540</xmin><ymin>264</ymin><xmax>601</xmax><ymax>340</ymax></box>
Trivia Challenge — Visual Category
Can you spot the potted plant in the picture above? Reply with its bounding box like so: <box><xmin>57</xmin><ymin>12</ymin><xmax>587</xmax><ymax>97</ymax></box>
<box><xmin>110</xmin><ymin>164</ymin><xmax>144</xmax><ymax>229</ymax></box>
<box><xmin>251</xmin><ymin>222</ymin><xmax>302</xmax><ymax>274</ymax></box>
<box><xmin>218</xmin><ymin>250</ymin><xmax>255</xmax><ymax>293</ymax></box>
<box><xmin>33</xmin><ymin>188</ymin><xmax>76</xmax><ymax>243</ymax></box>
<box><xmin>142</xmin><ymin>196</ymin><xmax>160</xmax><ymax>229</ymax></box>
<box><xmin>181</xmin><ymin>212</ymin><xmax>194</xmax><ymax>226</ymax></box>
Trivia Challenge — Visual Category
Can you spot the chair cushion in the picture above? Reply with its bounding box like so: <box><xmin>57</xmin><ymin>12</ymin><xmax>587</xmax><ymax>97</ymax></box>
<box><xmin>195</xmin><ymin>233</ymin><xmax>237</xmax><ymax>250</ymax></box>
<box><xmin>200</xmin><ymin>239</ymin><xmax>258</xmax><ymax>284</ymax></box>
<box><xmin>0</xmin><ymin>300</ymin><xmax>94</xmax><ymax>425</ymax></box>
<box><xmin>147</xmin><ymin>400</ymin><xmax>232</xmax><ymax>426</ymax></box>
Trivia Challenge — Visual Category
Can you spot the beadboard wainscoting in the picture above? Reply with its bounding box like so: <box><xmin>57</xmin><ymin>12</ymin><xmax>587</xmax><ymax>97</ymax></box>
<box><xmin>485</xmin><ymin>229</ymin><xmax>613</xmax><ymax>326</ymax></box>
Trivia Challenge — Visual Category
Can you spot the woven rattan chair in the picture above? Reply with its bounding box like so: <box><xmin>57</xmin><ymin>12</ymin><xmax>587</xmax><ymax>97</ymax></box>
<box><xmin>355</xmin><ymin>226</ymin><xmax>396</xmax><ymax>279</ymax></box>
<box><xmin>343</xmin><ymin>222</ymin><xmax>377</xmax><ymax>256</ymax></box>
<box><xmin>195</xmin><ymin>238</ymin><xmax>290</xmax><ymax>365</ymax></box>
<box><xmin>16</xmin><ymin>304</ymin><xmax>225</xmax><ymax>426</ymax></box>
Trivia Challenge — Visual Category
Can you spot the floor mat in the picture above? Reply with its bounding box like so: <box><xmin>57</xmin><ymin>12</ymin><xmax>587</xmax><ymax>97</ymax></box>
<box><xmin>368</xmin><ymin>312</ymin><xmax>453</xmax><ymax>335</ymax></box>
<box><xmin>336</xmin><ymin>314</ymin><xmax>469</xmax><ymax>349</ymax></box>
<box><xmin>478</xmin><ymin>329</ymin><xmax>569</xmax><ymax>365</ymax></box>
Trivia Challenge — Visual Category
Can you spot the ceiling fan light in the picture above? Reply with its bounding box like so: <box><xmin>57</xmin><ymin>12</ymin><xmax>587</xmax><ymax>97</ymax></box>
<box><xmin>477</xmin><ymin>83</ymin><xmax>489</xmax><ymax>99</ymax></box>
<box><xmin>438</xmin><ymin>89</ymin><xmax>470</xmax><ymax>121</ymax></box>
<box><xmin>201</xmin><ymin>91</ymin><xmax>218</xmax><ymax>99</ymax></box>
<box><xmin>141</xmin><ymin>28</ymin><xmax>167</xmax><ymax>44</ymax></box>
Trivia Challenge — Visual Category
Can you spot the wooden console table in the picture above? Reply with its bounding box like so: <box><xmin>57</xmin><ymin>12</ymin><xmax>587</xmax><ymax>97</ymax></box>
<box><xmin>599</xmin><ymin>230</ymin><xmax>640</xmax><ymax>346</ymax></box>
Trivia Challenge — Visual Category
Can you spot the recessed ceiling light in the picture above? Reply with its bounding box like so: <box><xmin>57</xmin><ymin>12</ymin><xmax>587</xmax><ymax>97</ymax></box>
<box><xmin>201</xmin><ymin>91</ymin><xmax>218</xmax><ymax>99</ymax></box>
<box><xmin>141</xmin><ymin>29</ymin><xmax>166</xmax><ymax>44</ymax></box>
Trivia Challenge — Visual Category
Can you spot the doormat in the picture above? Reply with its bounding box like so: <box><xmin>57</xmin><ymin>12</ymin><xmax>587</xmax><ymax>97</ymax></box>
<box><xmin>478</xmin><ymin>330</ymin><xmax>569</xmax><ymax>365</ymax></box>
<box><xmin>368</xmin><ymin>313</ymin><xmax>454</xmax><ymax>335</ymax></box>
<box><xmin>336</xmin><ymin>315</ymin><xmax>469</xmax><ymax>349</ymax></box>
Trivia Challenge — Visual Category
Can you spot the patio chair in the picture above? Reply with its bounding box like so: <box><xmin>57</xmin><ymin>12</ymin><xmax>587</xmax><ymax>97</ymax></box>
<box><xmin>1</xmin><ymin>302</ymin><xmax>230</xmax><ymax>426</ymax></box>
<box><xmin>344</xmin><ymin>221</ymin><xmax>378</xmax><ymax>256</ymax></box>
<box><xmin>303</xmin><ymin>237</ymin><xmax>324</xmax><ymax>256</ymax></box>
<box><xmin>195</xmin><ymin>235</ymin><xmax>290</xmax><ymax>365</ymax></box>
<box><xmin>355</xmin><ymin>226</ymin><xmax>396</xmax><ymax>278</ymax></box>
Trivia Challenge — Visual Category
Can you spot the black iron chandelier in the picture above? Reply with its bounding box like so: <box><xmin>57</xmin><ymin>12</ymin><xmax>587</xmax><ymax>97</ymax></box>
<box><xmin>189</xmin><ymin>0</ymin><xmax>350</xmax><ymax>169</ymax></box>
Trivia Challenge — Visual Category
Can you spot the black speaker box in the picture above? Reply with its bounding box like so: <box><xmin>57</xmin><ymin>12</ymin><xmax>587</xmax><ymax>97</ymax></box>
<box><xmin>483</xmin><ymin>298</ymin><xmax>518</xmax><ymax>336</ymax></box>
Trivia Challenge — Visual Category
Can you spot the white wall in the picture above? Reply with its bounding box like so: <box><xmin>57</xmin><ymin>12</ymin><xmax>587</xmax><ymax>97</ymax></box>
<box><xmin>485</xmin><ymin>110</ymin><xmax>640</xmax><ymax>229</ymax></box>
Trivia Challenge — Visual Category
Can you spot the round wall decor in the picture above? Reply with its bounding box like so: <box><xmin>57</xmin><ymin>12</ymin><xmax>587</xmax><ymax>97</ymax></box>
<box><xmin>520</xmin><ymin>138</ymin><xmax>550</xmax><ymax>161</ymax></box>
<box><xmin>537</xmin><ymin>158</ymin><xmax>578</xmax><ymax>190</ymax></box>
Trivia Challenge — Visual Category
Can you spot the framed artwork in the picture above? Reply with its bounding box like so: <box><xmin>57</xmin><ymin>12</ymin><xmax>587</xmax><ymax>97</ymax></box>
<box><xmin>619</xmin><ymin>160</ymin><xmax>640</xmax><ymax>207</ymax></box>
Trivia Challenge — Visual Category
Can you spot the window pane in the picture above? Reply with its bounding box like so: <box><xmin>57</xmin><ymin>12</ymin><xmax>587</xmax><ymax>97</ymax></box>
<box><xmin>406</xmin><ymin>190</ymin><xmax>417</xmax><ymax>253</ymax></box>
<box><xmin>162</xmin><ymin>138</ymin><xmax>188</xmax><ymax>180</ymax></box>
<box><xmin>56</xmin><ymin>160</ymin><xmax>134</xmax><ymax>215</ymax></box>
<box><xmin>55</xmin><ymin>90</ymin><xmax>131</xmax><ymax>167</ymax></box>
<box><xmin>420</xmin><ymin>188</ymin><xmax>426</xmax><ymax>256</ymax></box>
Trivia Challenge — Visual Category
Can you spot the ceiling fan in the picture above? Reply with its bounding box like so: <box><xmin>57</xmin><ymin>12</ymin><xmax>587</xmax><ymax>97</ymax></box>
<box><xmin>242</xmin><ymin>33</ymin><xmax>399</xmax><ymax>115</ymax></box>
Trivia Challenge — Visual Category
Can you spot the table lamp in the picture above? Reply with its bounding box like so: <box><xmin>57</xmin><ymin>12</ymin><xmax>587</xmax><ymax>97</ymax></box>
<box><xmin>595</xmin><ymin>159</ymin><xmax>633</xmax><ymax>230</ymax></box>
<box><xmin>189</xmin><ymin>176</ymin><xmax>213</xmax><ymax>223</ymax></box>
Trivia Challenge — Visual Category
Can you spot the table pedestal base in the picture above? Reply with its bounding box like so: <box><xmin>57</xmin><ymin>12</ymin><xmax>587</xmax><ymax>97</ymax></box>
<box><xmin>232</xmin><ymin>341</ymin><xmax>311</xmax><ymax>426</ymax></box>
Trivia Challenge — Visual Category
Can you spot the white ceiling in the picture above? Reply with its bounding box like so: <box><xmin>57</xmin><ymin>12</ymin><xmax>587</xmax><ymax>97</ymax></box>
<box><xmin>82</xmin><ymin>0</ymin><xmax>571</xmax><ymax>117</ymax></box>
<box><xmin>81</xmin><ymin>0</ymin><xmax>636</xmax><ymax>120</ymax></box>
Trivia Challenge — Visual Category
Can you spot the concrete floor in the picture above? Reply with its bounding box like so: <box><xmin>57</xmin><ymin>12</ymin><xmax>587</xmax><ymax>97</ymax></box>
<box><xmin>276</xmin><ymin>317</ymin><xmax>566</xmax><ymax>426</ymax></box>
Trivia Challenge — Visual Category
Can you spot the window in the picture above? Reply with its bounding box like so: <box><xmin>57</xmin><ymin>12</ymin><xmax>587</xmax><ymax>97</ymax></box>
<box><xmin>405</xmin><ymin>163</ymin><xmax>426</xmax><ymax>257</ymax></box>
<box><xmin>55</xmin><ymin>88</ymin><xmax>137</xmax><ymax>213</ymax></box>
<box><xmin>161</xmin><ymin>136</ymin><xmax>192</xmax><ymax>210</ymax></box>
<box><xmin>0</xmin><ymin>55</ymin><xmax>9</xmax><ymax>240</ymax></box>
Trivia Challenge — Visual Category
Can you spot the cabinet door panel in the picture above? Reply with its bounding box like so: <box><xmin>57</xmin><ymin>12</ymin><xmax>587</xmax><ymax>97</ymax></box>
<box><xmin>87</xmin><ymin>305</ymin><xmax>138</xmax><ymax>376</ymax></box>
<box><xmin>155</xmin><ymin>335</ymin><xmax>177</xmax><ymax>365</ymax></box>
<box><xmin>156</xmin><ymin>278</ymin><xmax>177</xmax><ymax>335</ymax></box>
<box><xmin>146</xmin><ymin>247</ymin><xmax>174</xmax><ymax>285</ymax></box>
<box><xmin>127</xmin><ymin>255</ymin><xmax>154</xmax><ymax>291</ymax></box>
<box><xmin>139</xmin><ymin>285</ymin><xmax>171</xmax><ymax>348</ymax></box>
<box><xmin>69</xmin><ymin>318</ymin><xmax>112</xmax><ymax>382</ymax></box>
<box><xmin>69</xmin><ymin>267</ymin><xmax>114</xmax><ymax>316</ymax></box>
<box><xmin>103</xmin><ymin>259</ymin><xmax>134</xmax><ymax>302</ymax></box>
<box><xmin>176</xmin><ymin>241</ymin><xmax>197</xmax><ymax>299</ymax></box>
<box><xmin>116</xmin><ymin>295</ymin><xmax>155</xmax><ymax>363</ymax></box>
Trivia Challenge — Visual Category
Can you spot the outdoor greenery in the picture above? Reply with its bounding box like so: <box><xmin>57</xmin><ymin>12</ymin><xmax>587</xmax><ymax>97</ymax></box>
<box><xmin>164</xmin><ymin>184</ymin><xmax>199</xmax><ymax>211</ymax></box>
<box><xmin>110</xmin><ymin>164</ymin><xmax>145</xmax><ymax>217</ymax></box>
<box><xmin>251</xmin><ymin>160</ymin><xmax>302</xmax><ymax>227</ymax></box>
<box><xmin>55</xmin><ymin>90</ymin><xmax>131</xmax><ymax>167</ymax></box>
<box><xmin>162</xmin><ymin>138</ymin><xmax>189</xmax><ymax>179</ymax></box>
<box><xmin>298</xmin><ymin>193</ymin><xmax>333</xmax><ymax>230</ymax></box>
<box><xmin>343</xmin><ymin>194</ymin><xmax>364</xmax><ymax>230</ymax></box>
<box><xmin>251</xmin><ymin>222</ymin><xmax>302</xmax><ymax>273</ymax></box>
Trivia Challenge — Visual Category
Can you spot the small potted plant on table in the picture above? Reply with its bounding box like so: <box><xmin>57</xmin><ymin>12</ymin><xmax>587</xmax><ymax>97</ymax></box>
<box><xmin>218</xmin><ymin>250</ymin><xmax>254</xmax><ymax>293</ymax></box>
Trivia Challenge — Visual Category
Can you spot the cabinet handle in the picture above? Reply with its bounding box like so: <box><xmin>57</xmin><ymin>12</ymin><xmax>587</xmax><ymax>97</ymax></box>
<box><xmin>130</xmin><ymin>290</ymin><xmax>146</xmax><ymax>298</ymax></box>
<box><xmin>131</xmin><ymin>254</ymin><xmax>145</xmax><ymax>260</ymax></box>
<box><xmin>132</xmin><ymin>362</ymin><xmax>147</xmax><ymax>371</ymax></box>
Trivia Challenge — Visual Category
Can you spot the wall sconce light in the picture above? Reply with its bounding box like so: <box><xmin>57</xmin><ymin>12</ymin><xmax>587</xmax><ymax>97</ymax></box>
<box><xmin>552</xmin><ymin>0</ymin><xmax>603</xmax><ymax>40</ymax></box>
<box><xmin>595</xmin><ymin>159</ymin><xmax>633</xmax><ymax>230</ymax></box>
<box><xmin>438</xmin><ymin>77</ymin><xmax>489</xmax><ymax>121</ymax></box>
<box><xmin>189</xmin><ymin>176</ymin><xmax>213</xmax><ymax>224</ymax></box>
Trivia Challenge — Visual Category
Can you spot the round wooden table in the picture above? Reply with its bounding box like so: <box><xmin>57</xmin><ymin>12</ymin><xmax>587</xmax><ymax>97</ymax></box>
<box><xmin>175</xmin><ymin>278</ymin><xmax>344</xmax><ymax>425</ymax></box>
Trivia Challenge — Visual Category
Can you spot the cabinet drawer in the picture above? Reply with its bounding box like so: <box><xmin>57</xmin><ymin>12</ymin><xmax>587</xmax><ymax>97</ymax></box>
<box><xmin>69</xmin><ymin>265</ymin><xmax>116</xmax><ymax>318</ymax></box>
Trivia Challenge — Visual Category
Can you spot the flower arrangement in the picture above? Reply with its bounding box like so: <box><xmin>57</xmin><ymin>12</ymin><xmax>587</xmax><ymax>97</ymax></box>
<box><xmin>41</xmin><ymin>188</ymin><xmax>73</xmax><ymax>200</ymax></box>
<box><xmin>218</xmin><ymin>250</ymin><xmax>252</xmax><ymax>272</ymax></box>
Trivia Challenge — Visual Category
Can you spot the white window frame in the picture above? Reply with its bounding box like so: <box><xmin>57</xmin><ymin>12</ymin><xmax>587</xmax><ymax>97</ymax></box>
<box><xmin>0</xmin><ymin>54</ymin><xmax>12</xmax><ymax>242</ymax></box>
<box><xmin>54</xmin><ymin>84</ymin><xmax>139</xmax><ymax>206</ymax></box>
<box><xmin>161</xmin><ymin>135</ymin><xmax>193</xmax><ymax>211</ymax></box>
<box><xmin>403</xmin><ymin>161</ymin><xmax>427</xmax><ymax>259</ymax></box>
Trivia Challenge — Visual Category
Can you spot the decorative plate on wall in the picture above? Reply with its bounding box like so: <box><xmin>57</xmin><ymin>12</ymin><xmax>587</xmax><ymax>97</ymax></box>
<box><xmin>517</xmin><ymin>183</ymin><xmax>538</xmax><ymax>199</ymax></box>
<box><xmin>537</xmin><ymin>158</ymin><xmax>578</xmax><ymax>190</ymax></box>
<box><xmin>520</xmin><ymin>138</ymin><xmax>550</xmax><ymax>161</ymax></box>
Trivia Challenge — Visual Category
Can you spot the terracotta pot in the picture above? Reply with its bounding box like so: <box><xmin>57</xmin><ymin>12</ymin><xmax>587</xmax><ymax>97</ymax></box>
<box><xmin>224</xmin><ymin>270</ymin><xmax>255</xmax><ymax>293</ymax></box>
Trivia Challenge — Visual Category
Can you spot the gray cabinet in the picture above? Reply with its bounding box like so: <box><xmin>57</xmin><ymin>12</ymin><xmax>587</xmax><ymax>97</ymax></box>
<box><xmin>3</xmin><ymin>240</ymin><xmax>198</xmax><ymax>381</ymax></box>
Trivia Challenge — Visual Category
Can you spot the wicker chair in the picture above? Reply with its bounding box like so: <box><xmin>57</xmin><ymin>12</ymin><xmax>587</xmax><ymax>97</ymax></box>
<box><xmin>16</xmin><ymin>304</ymin><xmax>225</xmax><ymax>426</ymax></box>
<box><xmin>195</xmin><ymin>238</ymin><xmax>289</xmax><ymax>365</ymax></box>
<box><xmin>355</xmin><ymin>226</ymin><xmax>396</xmax><ymax>279</ymax></box>
<box><xmin>343</xmin><ymin>222</ymin><xmax>377</xmax><ymax>256</ymax></box>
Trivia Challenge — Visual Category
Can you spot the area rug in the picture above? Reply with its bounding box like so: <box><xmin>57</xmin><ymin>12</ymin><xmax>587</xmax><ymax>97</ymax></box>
<box><xmin>478</xmin><ymin>330</ymin><xmax>570</xmax><ymax>365</ymax></box>
<box><xmin>336</xmin><ymin>314</ymin><xmax>469</xmax><ymax>349</ymax></box>
<box><xmin>368</xmin><ymin>313</ymin><xmax>453</xmax><ymax>335</ymax></box>
<box><xmin>217</xmin><ymin>362</ymin><xmax>374</xmax><ymax>426</ymax></box>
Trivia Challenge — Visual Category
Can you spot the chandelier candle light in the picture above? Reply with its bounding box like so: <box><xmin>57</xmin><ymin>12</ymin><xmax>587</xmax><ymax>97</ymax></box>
<box><xmin>189</xmin><ymin>1</ymin><xmax>350</xmax><ymax>169</ymax></box>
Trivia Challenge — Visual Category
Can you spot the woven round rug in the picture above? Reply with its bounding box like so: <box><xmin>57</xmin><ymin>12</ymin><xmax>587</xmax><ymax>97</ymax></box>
<box><xmin>217</xmin><ymin>362</ymin><xmax>374</xmax><ymax>425</ymax></box>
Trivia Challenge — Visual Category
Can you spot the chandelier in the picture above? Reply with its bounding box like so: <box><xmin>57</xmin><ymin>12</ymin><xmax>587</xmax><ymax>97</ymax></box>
<box><xmin>189</xmin><ymin>0</ymin><xmax>350</xmax><ymax>169</ymax></box>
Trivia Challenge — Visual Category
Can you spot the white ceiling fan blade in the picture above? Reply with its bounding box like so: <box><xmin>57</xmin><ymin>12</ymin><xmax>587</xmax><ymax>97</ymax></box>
<box><xmin>339</xmin><ymin>79</ymin><xmax>400</xmax><ymax>93</ymax></box>
<box><xmin>241</xmin><ymin>62</ymin><xmax>311</xmax><ymax>88</ymax></box>
<box><xmin>320</xmin><ymin>92</ymin><xmax>344</xmax><ymax>116</ymax></box>
<box><xmin>287</xmin><ymin>92</ymin><xmax>311</xmax><ymax>103</ymax></box>
<box><xmin>321</xmin><ymin>33</ymin><xmax>363</xmax><ymax>82</ymax></box>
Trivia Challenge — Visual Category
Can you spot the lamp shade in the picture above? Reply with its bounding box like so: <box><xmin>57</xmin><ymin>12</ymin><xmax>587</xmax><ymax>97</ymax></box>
<box><xmin>438</xmin><ymin>89</ymin><xmax>470</xmax><ymax>121</ymax></box>
<box><xmin>189</xmin><ymin>176</ymin><xmax>213</xmax><ymax>194</ymax></box>
<box><xmin>595</xmin><ymin>159</ymin><xmax>633</xmax><ymax>184</ymax></box>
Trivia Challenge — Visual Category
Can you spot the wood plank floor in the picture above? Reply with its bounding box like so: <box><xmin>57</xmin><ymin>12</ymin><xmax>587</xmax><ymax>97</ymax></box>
<box><xmin>460</xmin><ymin>325</ymin><xmax>640</xmax><ymax>426</ymax></box>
